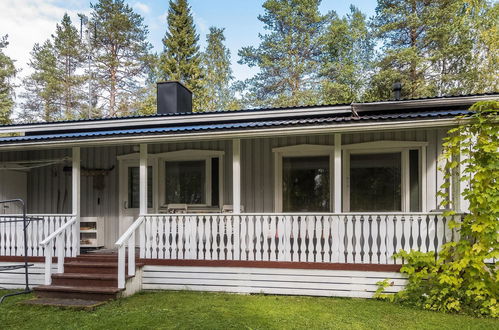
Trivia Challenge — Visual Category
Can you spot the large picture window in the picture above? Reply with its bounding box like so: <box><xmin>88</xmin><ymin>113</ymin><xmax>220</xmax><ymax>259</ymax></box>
<box><xmin>165</xmin><ymin>160</ymin><xmax>206</xmax><ymax>205</ymax></box>
<box><xmin>282</xmin><ymin>156</ymin><xmax>330</xmax><ymax>212</ymax></box>
<box><xmin>346</xmin><ymin>148</ymin><xmax>422</xmax><ymax>212</ymax></box>
<box><xmin>350</xmin><ymin>153</ymin><xmax>401</xmax><ymax>212</ymax></box>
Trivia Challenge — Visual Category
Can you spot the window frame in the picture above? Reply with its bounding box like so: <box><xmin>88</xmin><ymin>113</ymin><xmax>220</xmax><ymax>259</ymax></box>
<box><xmin>272</xmin><ymin>144</ymin><xmax>334</xmax><ymax>212</ymax></box>
<box><xmin>342</xmin><ymin>140</ymin><xmax>428</xmax><ymax>213</ymax></box>
<box><xmin>118</xmin><ymin>149</ymin><xmax>225</xmax><ymax>212</ymax></box>
<box><xmin>157</xmin><ymin>150</ymin><xmax>225</xmax><ymax>208</ymax></box>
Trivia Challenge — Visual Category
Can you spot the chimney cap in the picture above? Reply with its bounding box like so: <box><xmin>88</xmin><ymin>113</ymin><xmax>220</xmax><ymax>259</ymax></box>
<box><xmin>156</xmin><ymin>80</ymin><xmax>192</xmax><ymax>94</ymax></box>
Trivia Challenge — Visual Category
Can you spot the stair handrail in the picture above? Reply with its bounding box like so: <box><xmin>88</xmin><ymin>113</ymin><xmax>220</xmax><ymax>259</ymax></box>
<box><xmin>115</xmin><ymin>216</ymin><xmax>144</xmax><ymax>289</ymax></box>
<box><xmin>39</xmin><ymin>215</ymin><xmax>77</xmax><ymax>285</ymax></box>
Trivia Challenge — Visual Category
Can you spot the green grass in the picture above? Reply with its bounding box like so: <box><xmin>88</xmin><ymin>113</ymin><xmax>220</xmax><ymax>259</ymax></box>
<box><xmin>0</xmin><ymin>290</ymin><xmax>497</xmax><ymax>330</ymax></box>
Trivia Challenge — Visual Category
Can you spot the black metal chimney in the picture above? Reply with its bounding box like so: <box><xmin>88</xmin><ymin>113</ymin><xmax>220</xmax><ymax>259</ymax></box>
<box><xmin>157</xmin><ymin>81</ymin><xmax>192</xmax><ymax>114</ymax></box>
<box><xmin>392</xmin><ymin>82</ymin><xmax>402</xmax><ymax>100</ymax></box>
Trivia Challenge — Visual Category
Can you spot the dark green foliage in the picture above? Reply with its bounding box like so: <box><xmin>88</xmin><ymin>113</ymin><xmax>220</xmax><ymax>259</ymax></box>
<box><xmin>0</xmin><ymin>35</ymin><xmax>16</xmax><ymax>124</ymax></box>
<box><xmin>90</xmin><ymin>0</ymin><xmax>152</xmax><ymax>117</ymax></box>
<box><xmin>160</xmin><ymin>0</ymin><xmax>205</xmax><ymax>111</ymax></box>
<box><xmin>20</xmin><ymin>40</ymin><xmax>61</xmax><ymax>122</ymax></box>
<box><xmin>376</xmin><ymin>101</ymin><xmax>499</xmax><ymax>317</ymax></box>
<box><xmin>320</xmin><ymin>6</ymin><xmax>374</xmax><ymax>104</ymax></box>
<box><xmin>367</xmin><ymin>0</ymin><xmax>498</xmax><ymax>101</ymax></box>
<box><xmin>200</xmin><ymin>27</ymin><xmax>237</xmax><ymax>111</ymax></box>
<box><xmin>238</xmin><ymin>0</ymin><xmax>328</xmax><ymax>108</ymax></box>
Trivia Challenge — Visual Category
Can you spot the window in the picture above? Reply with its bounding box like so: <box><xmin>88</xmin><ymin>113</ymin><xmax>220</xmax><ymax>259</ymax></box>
<box><xmin>283</xmin><ymin>156</ymin><xmax>330</xmax><ymax>212</ymax></box>
<box><xmin>128</xmin><ymin>166</ymin><xmax>153</xmax><ymax>208</ymax></box>
<box><xmin>165</xmin><ymin>160</ymin><xmax>206</xmax><ymax>204</ymax></box>
<box><xmin>347</xmin><ymin>149</ymin><xmax>422</xmax><ymax>212</ymax></box>
<box><xmin>350</xmin><ymin>153</ymin><xmax>401</xmax><ymax>212</ymax></box>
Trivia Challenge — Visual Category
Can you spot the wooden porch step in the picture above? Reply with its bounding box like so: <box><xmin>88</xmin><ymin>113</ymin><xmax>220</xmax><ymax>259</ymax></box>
<box><xmin>34</xmin><ymin>285</ymin><xmax>123</xmax><ymax>301</ymax></box>
<box><xmin>51</xmin><ymin>273</ymin><xmax>131</xmax><ymax>287</ymax></box>
<box><xmin>63</xmin><ymin>261</ymin><xmax>144</xmax><ymax>274</ymax></box>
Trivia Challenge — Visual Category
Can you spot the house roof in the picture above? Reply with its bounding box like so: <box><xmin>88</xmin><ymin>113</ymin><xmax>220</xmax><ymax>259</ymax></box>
<box><xmin>0</xmin><ymin>92</ymin><xmax>497</xmax><ymax>148</ymax></box>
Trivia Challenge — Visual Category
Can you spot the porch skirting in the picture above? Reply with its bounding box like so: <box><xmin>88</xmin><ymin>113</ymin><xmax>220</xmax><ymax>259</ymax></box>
<box><xmin>0</xmin><ymin>262</ymin><xmax>54</xmax><ymax>290</ymax></box>
<box><xmin>141</xmin><ymin>264</ymin><xmax>406</xmax><ymax>298</ymax></box>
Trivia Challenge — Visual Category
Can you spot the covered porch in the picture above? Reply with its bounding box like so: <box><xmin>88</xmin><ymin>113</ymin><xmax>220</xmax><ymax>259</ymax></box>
<box><xmin>0</xmin><ymin>127</ymin><xmax>463</xmax><ymax>279</ymax></box>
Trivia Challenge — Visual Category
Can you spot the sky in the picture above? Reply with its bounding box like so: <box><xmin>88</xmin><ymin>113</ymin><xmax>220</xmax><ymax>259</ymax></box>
<box><xmin>0</xmin><ymin>0</ymin><xmax>377</xmax><ymax>84</ymax></box>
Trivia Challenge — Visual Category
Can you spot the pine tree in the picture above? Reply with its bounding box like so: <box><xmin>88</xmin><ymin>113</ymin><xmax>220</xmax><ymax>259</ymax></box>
<box><xmin>199</xmin><ymin>27</ymin><xmax>236</xmax><ymax>111</ymax></box>
<box><xmin>238</xmin><ymin>0</ymin><xmax>328</xmax><ymax>108</ymax></box>
<box><xmin>52</xmin><ymin>13</ymin><xmax>87</xmax><ymax>119</ymax></box>
<box><xmin>90</xmin><ymin>0</ymin><xmax>152</xmax><ymax>117</ymax></box>
<box><xmin>20</xmin><ymin>40</ymin><xmax>62</xmax><ymax>122</ymax></box>
<box><xmin>368</xmin><ymin>0</ymin><xmax>498</xmax><ymax>100</ymax></box>
<box><xmin>160</xmin><ymin>0</ymin><xmax>205</xmax><ymax>111</ymax></box>
<box><xmin>320</xmin><ymin>6</ymin><xmax>374</xmax><ymax>104</ymax></box>
<box><xmin>0</xmin><ymin>35</ymin><xmax>16</xmax><ymax>124</ymax></box>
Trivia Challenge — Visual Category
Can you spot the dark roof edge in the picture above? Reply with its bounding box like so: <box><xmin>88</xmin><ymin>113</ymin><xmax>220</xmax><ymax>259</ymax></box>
<box><xmin>2</xmin><ymin>92</ymin><xmax>498</xmax><ymax>131</ymax></box>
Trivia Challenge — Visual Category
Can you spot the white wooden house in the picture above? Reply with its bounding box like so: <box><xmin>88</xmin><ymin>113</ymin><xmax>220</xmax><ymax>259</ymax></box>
<box><xmin>0</xmin><ymin>82</ymin><xmax>496</xmax><ymax>301</ymax></box>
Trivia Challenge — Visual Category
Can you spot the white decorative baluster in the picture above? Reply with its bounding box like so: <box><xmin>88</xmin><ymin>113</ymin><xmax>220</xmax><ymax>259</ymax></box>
<box><xmin>354</xmin><ymin>216</ymin><xmax>362</xmax><ymax>263</ymax></box>
<box><xmin>420</xmin><ymin>215</ymin><xmax>428</xmax><ymax>253</ymax></box>
<box><xmin>411</xmin><ymin>215</ymin><xmax>419</xmax><ymax>251</ymax></box>
<box><xmin>315</xmin><ymin>216</ymin><xmax>323</xmax><ymax>262</ymax></box>
<box><xmin>277</xmin><ymin>216</ymin><xmax>285</xmax><ymax>261</ymax></box>
<box><xmin>394</xmin><ymin>216</ymin><xmax>403</xmax><ymax>264</ymax></box>
<box><xmin>323</xmin><ymin>216</ymin><xmax>331</xmax><ymax>263</ymax></box>
<box><xmin>291</xmin><ymin>216</ymin><xmax>299</xmax><ymax>262</ymax></box>
<box><xmin>255</xmin><ymin>215</ymin><xmax>262</xmax><ymax>261</ymax></box>
<box><xmin>269</xmin><ymin>216</ymin><xmax>277</xmax><ymax>261</ymax></box>
<box><xmin>151</xmin><ymin>216</ymin><xmax>158</xmax><ymax>259</ymax></box>
<box><xmin>402</xmin><ymin>216</ymin><xmax>411</xmax><ymax>253</ymax></box>
<box><xmin>262</xmin><ymin>216</ymin><xmax>270</xmax><ymax>261</ymax></box>
<box><xmin>240</xmin><ymin>215</ymin><xmax>247</xmax><ymax>260</ymax></box>
<box><xmin>226</xmin><ymin>215</ymin><xmax>233</xmax><ymax>260</ymax></box>
<box><xmin>247</xmin><ymin>215</ymin><xmax>255</xmax><ymax>261</ymax></box>
<box><xmin>306</xmin><ymin>216</ymin><xmax>314</xmax><ymax>262</ymax></box>
<box><xmin>379</xmin><ymin>216</ymin><xmax>387</xmax><ymax>264</ymax></box>
<box><xmin>299</xmin><ymin>216</ymin><xmax>307</xmax><ymax>262</ymax></box>
<box><xmin>362</xmin><ymin>215</ymin><xmax>370</xmax><ymax>263</ymax></box>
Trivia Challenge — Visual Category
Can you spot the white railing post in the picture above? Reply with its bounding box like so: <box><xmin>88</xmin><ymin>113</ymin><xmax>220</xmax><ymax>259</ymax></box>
<box><xmin>56</xmin><ymin>233</ymin><xmax>64</xmax><ymax>273</ymax></box>
<box><xmin>45</xmin><ymin>241</ymin><xmax>53</xmax><ymax>285</ymax></box>
<box><xmin>72</xmin><ymin>147</ymin><xmax>81</xmax><ymax>257</ymax></box>
<box><xmin>334</xmin><ymin>134</ymin><xmax>342</xmax><ymax>213</ymax></box>
<box><xmin>118</xmin><ymin>245</ymin><xmax>126</xmax><ymax>289</ymax></box>
<box><xmin>232</xmin><ymin>139</ymin><xmax>241</xmax><ymax>213</ymax></box>
<box><xmin>128</xmin><ymin>232</ymin><xmax>135</xmax><ymax>277</ymax></box>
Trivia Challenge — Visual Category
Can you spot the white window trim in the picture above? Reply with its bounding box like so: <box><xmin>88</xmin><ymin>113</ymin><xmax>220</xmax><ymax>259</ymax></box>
<box><xmin>342</xmin><ymin>140</ymin><xmax>428</xmax><ymax>212</ymax></box>
<box><xmin>272</xmin><ymin>144</ymin><xmax>334</xmax><ymax>212</ymax></box>
<box><xmin>118</xmin><ymin>149</ymin><xmax>225</xmax><ymax>210</ymax></box>
<box><xmin>118</xmin><ymin>158</ymin><xmax>156</xmax><ymax>213</ymax></box>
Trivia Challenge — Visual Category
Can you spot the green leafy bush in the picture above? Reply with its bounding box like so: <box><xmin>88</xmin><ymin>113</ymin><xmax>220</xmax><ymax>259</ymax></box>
<box><xmin>376</xmin><ymin>100</ymin><xmax>499</xmax><ymax>317</ymax></box>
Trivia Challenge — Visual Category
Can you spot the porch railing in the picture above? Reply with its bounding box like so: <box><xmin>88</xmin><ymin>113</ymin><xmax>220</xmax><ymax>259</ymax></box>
<box><xmin>0</xmin><ymin>214</ymin><xmax>75</xmax><ymax>257</ymax></box>
<box><xmin>138</xmin><ymin>213</ymin><xmax>459</xmax><ymax>265</ymax></box>
<box><xmin>39</xmin><ymin>216</ymin><xmax>78</xmax><ymax>285</ymax></box>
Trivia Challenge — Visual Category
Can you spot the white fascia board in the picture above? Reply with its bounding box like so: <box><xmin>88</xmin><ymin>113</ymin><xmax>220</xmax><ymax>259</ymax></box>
<box><xmin>0</xmin><ymin>106</ymin><xmax>351</xmax><ymax>134</ymax></box>
<box><xmin>0</xmin><ymin>117</ymin><xmax>458</xmax><ymax>151</ymax></box>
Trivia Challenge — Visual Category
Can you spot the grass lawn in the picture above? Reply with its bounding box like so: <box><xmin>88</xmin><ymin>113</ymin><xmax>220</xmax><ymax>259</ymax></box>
<box><xmin>0</xmin><ymin>290</ymin><xmax>498</xmax><ymax>330</ymax></box>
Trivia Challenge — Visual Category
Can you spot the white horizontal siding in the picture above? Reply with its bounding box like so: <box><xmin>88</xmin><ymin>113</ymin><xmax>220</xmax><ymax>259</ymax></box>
<box><xmin>142</xmin><ymin>265</ymin><xmax>406</xmax><ymax>298</ymax></box>
<box><xmin>0</xmin><ymin>262</ymin><xmax>54</xmax><ymax>289</ymax></box>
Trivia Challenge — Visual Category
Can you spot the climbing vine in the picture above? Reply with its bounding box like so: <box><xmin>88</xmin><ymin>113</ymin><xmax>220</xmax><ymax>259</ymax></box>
<box><xmin>375</xmin><ymin>100</ymin><xmax>499</xmax><ymax>317</ymax></box>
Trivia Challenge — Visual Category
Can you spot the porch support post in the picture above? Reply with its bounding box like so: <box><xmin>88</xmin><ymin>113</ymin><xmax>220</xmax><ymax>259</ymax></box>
<box><xmin>72</xmin><ymin>147</ymin><xmax>80</xmax><ymax>256</ymax></box>
<box><xmin>139</xmin><ymin>144</ymin><xmax>148</xmax><ymax>215</ymax></box>
<box><xmin>333</xmin><ymin>134</ymin><xmax>342</xmax><ymax>213</ymax></box>
<box><xmin>232</xmin><ymin>139</ymin><xmax>241</xmax><ymax>213</ymax></box>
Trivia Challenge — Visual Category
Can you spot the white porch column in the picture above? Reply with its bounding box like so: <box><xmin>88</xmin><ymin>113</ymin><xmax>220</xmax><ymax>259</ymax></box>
<box><xmin>139</xmin><ymin>144</ymin><xmax>148</xmax><ymax>215</ymax></box>
<box><xmin>232</xmin><ymin>139</ymin><xmax>241</xmax><ymax>213</ymax></box>
<box><xmin>333</xmin><ymin>134</ymin><xmax>342</xmax><ymax>213</ymax></box>
<box><xmin>72</xmin><ymin>147</ymin><xmax>80</xmax><ymax>256</ymax></box>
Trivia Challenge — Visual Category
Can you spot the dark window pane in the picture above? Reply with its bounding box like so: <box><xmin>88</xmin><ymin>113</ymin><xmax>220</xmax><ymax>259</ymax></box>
<box><xmin>409</xmin><ymin>149</ymin><xmax>421</xmax><ymax>212</ymax></box>
<box><xmin>128</xmin><ymin>166</ymin><xmax>153</xmax><ymax>208</ymax></box>
<box><xmin>165</xmin><ymin>160</ymin><xmax>205</xmax><ymax>204</ymax></box>
<box><xmin>283</xmin><ymin>156</ymin><xmax>329</xmax><ymax>212</ymax></box>
<box><xmin>350</xmin><ymin>153</ymin><xmax>401</xmax><ymax>212</ymax></box>
<box><xmin>211</xmin><ymin>158</ymin><xmax>219</xmax><ymax>207</ymax></box>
